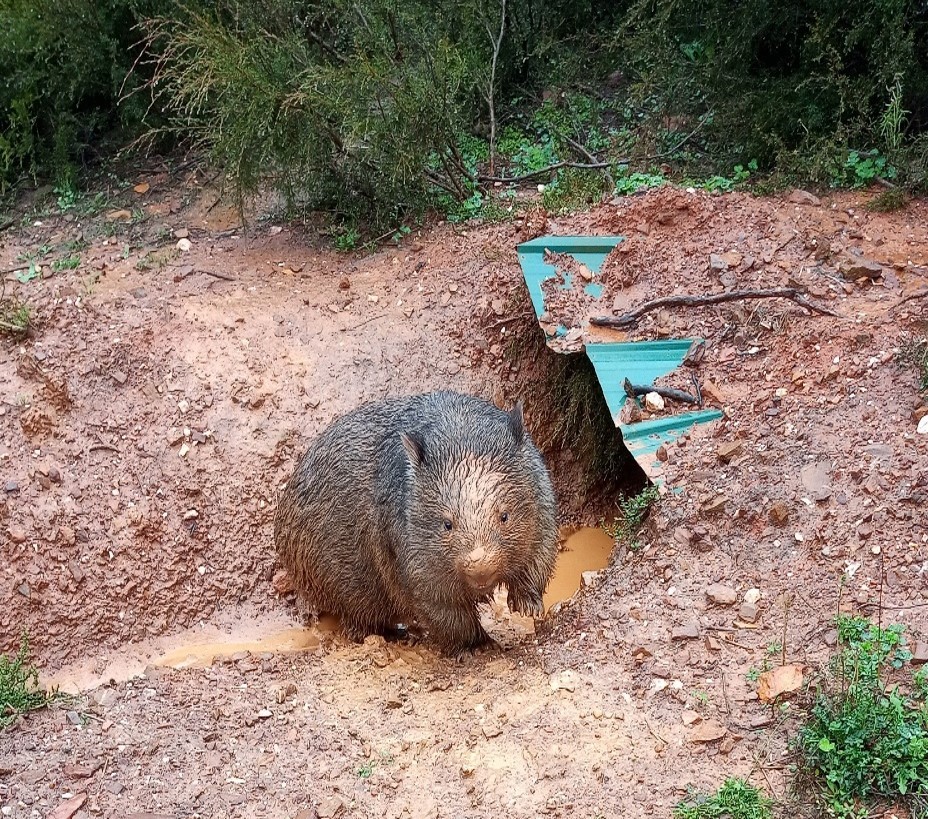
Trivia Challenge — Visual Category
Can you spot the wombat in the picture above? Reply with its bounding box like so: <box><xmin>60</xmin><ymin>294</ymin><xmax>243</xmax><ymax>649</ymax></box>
<box><xmin>273</xmin><ymin>390</ymin><xmax>559</xmax><ymax>655</ymax></box>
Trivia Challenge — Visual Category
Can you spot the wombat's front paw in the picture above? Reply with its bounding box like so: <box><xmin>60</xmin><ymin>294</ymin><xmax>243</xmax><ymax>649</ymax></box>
<box><xmin>507</xmin><ymin>587</ymin><xmax>544</xmax><ymax>618</ymax></box>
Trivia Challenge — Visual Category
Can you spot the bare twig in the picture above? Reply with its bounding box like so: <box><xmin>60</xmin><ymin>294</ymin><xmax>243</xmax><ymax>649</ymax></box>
<box><xmin>561</xmin><ymin>132</ymin><xmax>615</xmax><ymax>190</ymax></box>
<box><xmin>590</xmin><ymin>287</ymin><xmax>841</xmax><ymax>330</ymax></box>
<box><xmin>889</xmin><ymin>288</ymin><xmax>928</xmax><ymax>311</ymax></box>
<box><xmin>485</xmin><ymin>0</ymin><xmax>506</xmax><ymax>176</ymax></box>
<box><xmin>194</xmin><ymin>269</ymin><xmax>236</xmax><ymax>282</ymax></box>
<box><xmin>622</xmin><ymin>378</ymin><xmax>699</xmax><ymax>405</ymax></box>
<box><xmin>486</xmin><ymin>312</ymin><xmax>533</xmax><ymax>331</ymax></box>
<box><xmin>647</xmin><ymin>111</ymin><xmax>714</xmax><ymax>161</ymax></box>
<box><xmin>89</xmin><ymin>443</ymin><xmax>121</xmax><ymax>454</ymax></box>
<box><xmin>478</xmin><ymin>160</ymin><xmax>609</xmax><ymax>184</ymax></box>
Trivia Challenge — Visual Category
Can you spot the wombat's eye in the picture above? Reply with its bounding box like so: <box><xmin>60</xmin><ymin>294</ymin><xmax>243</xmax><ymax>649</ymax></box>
<box><xmin>500</xmin><ymin>511</ymin><xmax>509</xmax><ymax>524</ymax></box>
<box><xmin>443</xmin><ymin>519</ymin><xmax>453</xmax><ymax>531</ymax></box>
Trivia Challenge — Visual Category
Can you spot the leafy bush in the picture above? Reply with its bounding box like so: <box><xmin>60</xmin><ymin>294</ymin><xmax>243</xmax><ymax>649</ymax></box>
<box><xmin>797</xmin><ymin>616</ymin><xmax>928</xmax><ymax>817</ymax></box>
<box><xmin>614</xmin><ymin>0</ymin><xmax>928</xmax><ymax>188</ymax></box>
<box><xmin>0</xmin><ymin>0</ymin><xmax>181</xmax><ymax>191</ymax></box>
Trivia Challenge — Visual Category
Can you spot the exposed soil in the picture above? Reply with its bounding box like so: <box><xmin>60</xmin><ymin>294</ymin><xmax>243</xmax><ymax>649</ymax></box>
<box><xmin>1</xmin><ymin>171</ymin><xmax>927</xmax><ymax>819</ymax></box>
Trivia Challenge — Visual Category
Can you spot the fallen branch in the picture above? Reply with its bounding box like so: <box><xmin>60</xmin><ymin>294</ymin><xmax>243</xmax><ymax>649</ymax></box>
<box><xmin>590</xmin><ymin>287</ymin><xmax>841</xmax><ymax>330</ymax></box>
<box><xmin>889</xmin><ymin>288</ymin><xmax>928</xmax><ymax>312</ymax></box>
<box><xmin>194</xmin><ymin>268</ymin><xmax>236</xmax><ymax>282</ymax></box>
<box><xmin>622</xmin><ymin>378</ymin><xmax>698</xmax><ymax>405</ymax></box>
<box><xmin>478</xmin><ymin>160</ymin><xmax>610</xmax><ymax>184</ymax></box>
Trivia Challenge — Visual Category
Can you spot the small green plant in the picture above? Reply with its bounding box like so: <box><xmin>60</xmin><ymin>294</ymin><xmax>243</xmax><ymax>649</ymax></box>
<box><xmin>866</xmin><ymin>188</ymin><xmax>906</xmax><ymax>212</ymax></box>
<box><xmin>0</xmin><ymin>633</ymin><xmax>54</xmax><ymax>727</ymax></box>
<box><xmin>796</xmin><ymin>615</ymin><xmax>928</xmax><ymax>818</ymax></box>
<box><xmin>691</xmin><ymin>689</ymin><xmax>710</xmax><ymax>706</ymax></box>
<box><xmin>899</xmin><ymin>337</ymin><xmax>928</xmax><ymax>394</ymax></box>
<box><xmin>613</xmin><ymin>171</ymin><xmax>665</xmax><ymax>196</ymax></box>
<box><xmin>605</xmin><ymin>484</ymin><xmax>660</xmax><ymax>548</ymax></box>
<box><xmin>746</xmin><ymin>667</ymin><xmax>760</xmax><ymax>683</ymax></box>
<box><xmin>674</xmin><ymin>778</ymin><xmax>773</xmax><ymax>819</ymax></box>
<box><xmin>358</xmin><ymin>760</ymin><xmax>375</xmax><ymax>779</ymax></box>
<box><xmin>55</xmin><ymin>183</ymin><xmax>78</xmax><ymax>211</ymax></box>
<box><xmin>836</xmin><ymin>150</ymin><xmax>896</xmax><ymax>188</ymax></box>
<box><xmin>334</xmin><ymin>226</ymin><xmax>361</xmax><ymax>252</ymax></box>
<box><xmin>541</xmin><ymin>169</ymin><xmax>606</xmax><ymax>214</ymax></box>
<box><xmin>15</xmin><ymin>261</ymin><xmax>41</xmax><ymax>283</ymax></box>
<box><xmin>0</xmin><ymin>298</ymin><xmax>31</xmax><ymax>336</ymax></box>
<box><xmin>52</xmin><ymin>255</ymin><xmax>80</xmax><ymax>271</ymax></box>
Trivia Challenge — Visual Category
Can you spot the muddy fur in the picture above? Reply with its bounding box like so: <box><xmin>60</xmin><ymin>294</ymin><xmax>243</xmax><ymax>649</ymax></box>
<box><xmin>274</xmin><ymin>391</ymin><xmax>559</xmax><ymax>655</ymax></box>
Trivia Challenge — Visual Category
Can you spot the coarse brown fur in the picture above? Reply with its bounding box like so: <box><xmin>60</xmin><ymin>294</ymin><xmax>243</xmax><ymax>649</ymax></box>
<box><xmin>273</xmin><ymin>391</ymin><xmax>558</xmax><ymax>655</ymax></box>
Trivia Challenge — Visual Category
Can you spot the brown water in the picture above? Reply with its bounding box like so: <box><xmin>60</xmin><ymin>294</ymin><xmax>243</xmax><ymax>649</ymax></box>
<box><xmin>44</xmin><ymin>529</ymin><xmax>614</xmax><ymax>691</ymax></box>
<box><xmin>543</xmin><ymin>527</ymin><xmax>615</xmax><ymax>610</ymax></box>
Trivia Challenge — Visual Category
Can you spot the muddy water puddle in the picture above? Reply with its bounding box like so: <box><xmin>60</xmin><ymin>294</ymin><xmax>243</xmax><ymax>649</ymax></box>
<box><xmin>543</xmin><ymin>527</ymin><xmax>615</xmax><ymax>610</ymax></box>
<box><xmin>43</xmin><ymin>611</ymin><xmax>336</xmax><ymax>694</ymax></box>
<box><xmin>45</xmin><ymin>529</ymin><xmax>614</xmax><ymax>692</ymax></box>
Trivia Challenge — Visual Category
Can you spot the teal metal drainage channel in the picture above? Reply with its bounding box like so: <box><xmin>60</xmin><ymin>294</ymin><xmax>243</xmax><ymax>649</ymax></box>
<box><xmin>517</xmin><ymin>235</ymin><xmax>723</xmax><ymax>478</ymax></box>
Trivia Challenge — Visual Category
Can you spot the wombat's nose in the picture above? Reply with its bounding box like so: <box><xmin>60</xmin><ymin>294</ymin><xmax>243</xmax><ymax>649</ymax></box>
<box><xmin>462</xmin><ymin>547</ymin><xmax>500</xmax><ymax>592</ymax></box>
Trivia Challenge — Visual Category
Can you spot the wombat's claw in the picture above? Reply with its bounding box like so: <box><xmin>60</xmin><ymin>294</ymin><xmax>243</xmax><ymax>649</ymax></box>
<box><xmin>508</xmin><ymin>590</ymin><xmax>544</xmax><ymax>619</ymax></box>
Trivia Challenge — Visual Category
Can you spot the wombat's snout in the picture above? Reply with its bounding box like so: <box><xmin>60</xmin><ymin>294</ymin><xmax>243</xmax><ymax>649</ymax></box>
<box><xmin>459</xmin><ymin>546</ymin><xmax>502</xmax><ymax>594</ymax></box>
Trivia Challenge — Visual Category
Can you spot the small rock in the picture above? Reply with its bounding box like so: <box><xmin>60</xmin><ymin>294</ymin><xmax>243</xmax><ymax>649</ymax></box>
<box><xmin>701</xmin><ymin>495</ymin><xmax>728</xmax><ymax>515</ymax></box>
<box><xmin>272</xmin><ymin>569</ymin><xmax>294</xmax><ymax>595</ymax></box>
<box><xmin>738</xmin><ymin>602</ymin><xmax>759</xmax><ymax>623</ymax></box>
<box><xmin>705</xmin><ymin>584</ymin><xmax>737</xmax><ymax>606</ymax></box>
<box><xmin>743</xmin><ymin>588</ymin><xmax>761</xmax><ymax>605</ymax></box>
<box><xmin>757</xmin><ymin>664</ymin><xmax>804</xmax><ymax>702</ymax></box>
<box><xmin>918</xmin><ymin>416</ymin><xmax>928</xmax><ymax>435</ymax></box>
<box><xmin>672</xmin><ymin>527</ymin><xmax>693</xmax><ymax>546</ymax></box>
<box><xmin>644</xmin><ymin>392</ymin><xmax>665</xmax><ymax>412</ymax></box>
<box><xmin>768</xmin><ymin>502</ymin><xmax>789</xmax><ymax>526</ymax></box>
<box><xmin>788</xmin><ymin>189</ymin><xmax>821</xmax><ymax>206</ymax></box>
<box><xmin>681</xmin><ymin>709</ymin><xmax>702</xmax><ymax>726</ymax></box>
<box><xmin>912</xmin><ymin>643</ymin><xmax>928</xmax><ymax>665</ymax></box>
<box><xmin>549</xmin><ymin>669</ymin><xmax>579</xmax><ymax>692</ymax></box>
<box><xmin>581</xmin><ymin>570</ymin><xmax>600</xmax><ymax>587</ymax></box>
<box><xmin>717</xmin><ymin>440</ymin><xmax>743</xmax><ymax>464</ymax></box>
<box><xmin>111</xmin><ymin>369</ymin><xmax>127</xmax><ymax>385</ymax></box>
<box><xmin>176</xmin><ymin>238</ymin><xmax>192</xmax><ymax>252</ymax></box>
<box><xmin>103</xmin><ymin>781</ymin><xmax>125</xmax><ymax>795</ymax></box>
<box><xmin>655</xmin><ymin>444</ymin><xmax>669</xmax><ymax>462</ymax></box>
<box><xmin>271</xmin><ymin>682</ymin><xmax>298</xmax><ymax>704</ymax></box>
<box><xmin>173</xmin><ymin>227</ymin><xmax>189</xmax><ymax>239</ymax></box>
<box><xmin>800</xmin><ymin>461</ymin><xmax>832</xmax><ymax>501</ymax></box>
<box><xmin>701</xmin><ymin>380</ymin><xmax>725</xmax><ymax>404</ymax></box>
<box><xmin>257</xmin><ymin>708</ymin><xmax>273</xmax><ymax>719</ymax></box>
<box><xmin>46</xmin><ymin>793</ymin><xmax>87</xmax><ymax>819</ymax></box>
<box><xmin>9</xmin><ymin>527</ymin><xmax>27</xmax><ymax>544</ymax></box>
<box><xmin>5</xmin><ymin>480</ymin><xmax>20</xmax><ymax>494</ymax></box>
<box><xmin>105</xmin><ymin>209</ymin><xmax>132</xmax><ymax>222</ymax></box>
<box><xmin>690</xmin><ymin>719</ymin><xmax>727</xmax><ymax>743</ymax></box>
<box><xmin>317</xmin><ymin>796</ymin><xmax>345</xmax><ymax>819</ymax></box>
<box><xmin>482</xmin><ymin>719</ymin><xmax>503</xmax><ymax>739</ymax></box>
<box><xmin>840</xmin><ymin>257</ymin><xmax>883</xmax><ymax>281</ymax></box>
<box><xmin>709</xmin><ymin>254</ymin><xmax>729</xmax><ymax>272</ymax></box>
<box><xmin>912</xmin><ymin>405</ymin><xmax>928</xmax><ymax>424</ymax></box>
<box><xmin>672</xmin><ymin>623</ymin><xmax>700</xmax><ymax>641</ymax></box>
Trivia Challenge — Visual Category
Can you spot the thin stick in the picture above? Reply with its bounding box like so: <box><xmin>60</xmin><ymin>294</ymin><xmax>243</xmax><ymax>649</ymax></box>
<box><xmin>561</xmin><ymin>133</ymin><xmax>615</xmax><ymax>191</ymax></box>
<box><xmin>590</xmin><ymin>287</ymin><xmax>840</xmax><ymax>330</ymax></box>
<box><xmin>478</xmin><ymin>160</ymin><xmax>609</xmax><ymax>184</ymax></box>
<box><xmin>194</xmin><ymin>269</ymin><xmax>236</xmax><ymax>282</ymax></box>
<box><xmin>485</xmin><ymin>0</ymin><xmax>506</xmax><ymax>177</ymax></box>
<box><xmin>889</xmin><ymin>288</ymin><xmax>928</xmax><ymax>311</ymax></box>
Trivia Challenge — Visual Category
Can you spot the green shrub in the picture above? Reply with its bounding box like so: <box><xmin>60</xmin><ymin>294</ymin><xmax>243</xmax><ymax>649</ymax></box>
<box><xmin>674</xmin><ymin>778</ymin><xmax>773</xmax><ymax>819</ymax></box>
<box><xmin>0</xmin><ymin>633</ymin><xmax>53</xmax><ymax>727</ymax></box>
<box><xmin>0</xmin><ymin>0</ymin><xmax>183</xmax><ymax>191</ymax></box>
<box><xmin>797</xmin><ymin>616</ymin><xmax>928</xmax><ymax>818</ymax></box>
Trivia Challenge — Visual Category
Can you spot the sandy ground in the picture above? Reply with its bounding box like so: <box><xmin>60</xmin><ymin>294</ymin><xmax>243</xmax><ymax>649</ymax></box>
<box><xmin>1</xmin><ymin>168</ymin><xmax>926</xmax><ymax>819</ymax></box>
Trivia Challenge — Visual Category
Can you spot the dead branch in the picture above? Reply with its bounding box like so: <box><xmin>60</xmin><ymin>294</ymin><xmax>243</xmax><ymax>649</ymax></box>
<box><xmin>485</xmin><ymin>0</ymin><xmax>506</xmax><ymax>176</ymax></box>
<box><xmin>889</xmin><ymin>288</ymin><xmax>928</xmax><ymax>312</ymax></box>
<box><xmin>622</xmin><ymin>378</ymin><xmax>698</xmax><ymax>405</ymax></box>
<box><xmin>590</xmin><ymin>287</ymin><xmax>841</xmax><ymax>330</ymax></box>
<box><xmin>478</xmin><ymin>160</ymin><xmax>611</xmax><ymax>184</ymax></box>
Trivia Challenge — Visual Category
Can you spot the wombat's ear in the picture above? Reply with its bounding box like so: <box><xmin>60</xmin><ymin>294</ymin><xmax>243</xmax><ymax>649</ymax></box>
<box><xmin>401</xmin><ymin>431</ymin><xmax>427</xmax><ymax>468</ymax></box>
<box><xmin>508</xmin><ymin>401</ymin><xmax>525</xmax><ymax>445</ymax></box>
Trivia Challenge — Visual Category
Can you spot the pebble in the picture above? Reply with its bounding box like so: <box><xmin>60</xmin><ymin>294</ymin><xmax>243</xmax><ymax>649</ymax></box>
<box><xmin>644</xmin><ymin>392</ymin><xmax>665</xmax><ymax>411</ymax></box>
<box><xmin>743</xmin><ymin>588</ymin><xmax>761</xmax><ymax>605</ymax></box>
<box><xmin>705</xmin><ymin>584</ymin><xmax>737</xmax><ymax>606</ymax></box>
<box><xmin>257</xmin><ymin>708</ymin><xmax>273</xmax><ymax>719</ymax></box>
<box><xmin>317</xmin><ymin>795</ymin><xmax>345</xmax><ymax>818</ymax></box>
<box><xmin>738</xmin><ymin>602</ymin><xmax>759</xmax><ymax>623</ymax></box>
<box><xmin>176</xmin><ymin>238</ymin><xmax>192</xmax><ymax>252</ymax></box>
<box><xmin>5</xmin><ymin>480</ymin><xmax>19</xmax><ymax>493</ymax></box>
<box><xmin>768</xmin><ymin>502</ymin><xmax>789</xmax><ymax>526</ymax></box>
<box><xmin>717</xmin><ymin>440</ymin><xmax>743</xmax><ymax>464</ymax></box>
<box><xmin>9</xmin><ymin>527</ymin><xmax>27</xmax><ymax>544</ymax></box>
<box><xmin>671</xmin><ymin>623</ymin><xmax>700</xmax><ymax>641</ymax></box>
<box><xmin>173</xmin><ymin>228</ymin><xmax>189</xmax><ymax>238</ymax></box>
<box><xmin>918</xmin><ymin>415</ymin><xmax>928</xmax><ymax>435</ymax></box>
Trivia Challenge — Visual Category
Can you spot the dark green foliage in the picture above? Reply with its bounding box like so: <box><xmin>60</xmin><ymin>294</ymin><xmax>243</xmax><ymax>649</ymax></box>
<box><xmin>797</xmin><ymin>616</ymin><xmax>928</xmax><ymax>817</ymax></box>
<box><xmin>616</xmin><ymin>0</ymin><xmax>928</xmax><ymax>187</ymax></box>
<box><xmin>900</xmin><ymin>337</ymin><xmax>928</xmax><ymax>394</ymax></box>
<box><xmin>0</xmin><ymin>0</ymin><xmax>182</xmax><ymax>191</ymax></box>
<box><xmin>674</xmin><ymin>778</ymin><xmax>773</xmax><ymax>819</ymax></box>
<box><xmin>0</xmin><ymin>633</ymin><xmax>52</xmax><ymax>727</ymax></box>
